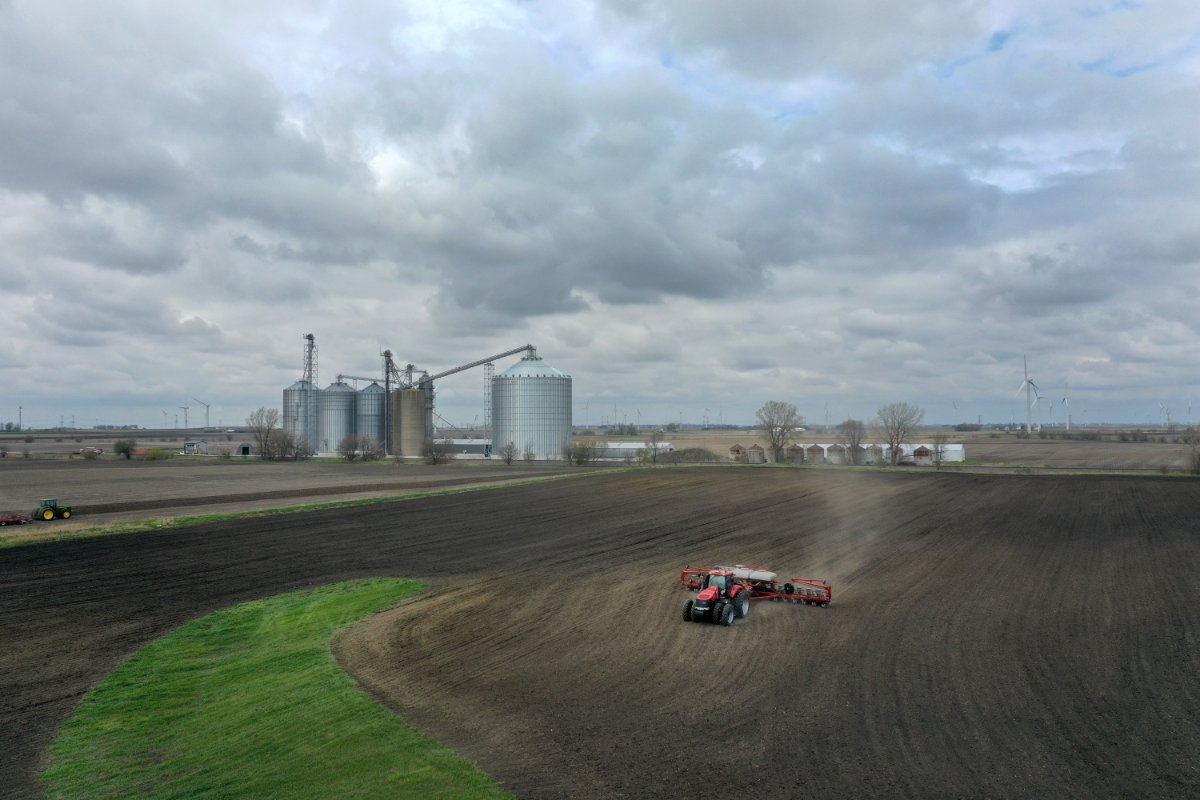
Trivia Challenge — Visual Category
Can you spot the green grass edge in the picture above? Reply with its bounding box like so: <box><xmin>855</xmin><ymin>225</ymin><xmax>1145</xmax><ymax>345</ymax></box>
<box><xmin>42</xmin><ymin>578</ymin><xmax>515</xmax><ymax>800</ymax></box>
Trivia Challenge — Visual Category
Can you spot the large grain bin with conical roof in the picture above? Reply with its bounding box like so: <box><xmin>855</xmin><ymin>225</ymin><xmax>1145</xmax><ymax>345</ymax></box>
<box><xmin>318</xmin><ymin>381</ymin><xmax>355</xmax><ymax>454</ymax></box>
<box><xmin>283</xmin><ymin>379</ymin><xmax>319</xmax><ymax>454</ymax></box>
<box><xmin>491</xmin><ymin>355</ymin><xmax>572</xmax><ymax>460</ymax></box>
<box><xmin>355</xmin><ymin>382</ymin><xmax>386</xmax><ymax>446</ymax></box>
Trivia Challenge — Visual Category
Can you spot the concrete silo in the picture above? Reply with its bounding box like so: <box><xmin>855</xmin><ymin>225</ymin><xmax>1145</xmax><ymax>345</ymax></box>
<box><xmin>355</xmin><ymin>382</ymin><xmax>386</xmax><ymax>447</ymax></box>
<box><xmin>492</xmin><ymin>354</ymin><xmax>572</xmax><ymax>460</ymax></box>
<box><xmin>318</xmin><ymin>381</ymin><xmax>356</xmax><ymax>454</ymax></box>
<box><xmin>392</xmin><ymin>388</ymin><xmax>428</xmax><ymax>458</ymax></box>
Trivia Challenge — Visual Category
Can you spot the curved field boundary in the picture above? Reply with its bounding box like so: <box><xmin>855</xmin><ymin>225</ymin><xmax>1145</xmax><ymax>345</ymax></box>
<box><xmin>42</xmin><ymin>579</ymin><xmax>512</xmax><ymax>800</ymax></box>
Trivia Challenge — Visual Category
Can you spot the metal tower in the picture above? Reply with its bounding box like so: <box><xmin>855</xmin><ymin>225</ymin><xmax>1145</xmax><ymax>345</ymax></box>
<box><xmin>483</xmin><ymin>362</ymin><xmax>494</xmax><ymax>433</ymax></box>
<box><xmin>303</xmin><ymin>333</ymin><xmax>318</xmax><ymax>452</ymax></box>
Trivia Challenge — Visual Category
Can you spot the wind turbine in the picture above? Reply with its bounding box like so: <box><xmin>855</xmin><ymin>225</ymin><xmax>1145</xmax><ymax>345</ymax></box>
<box><xmin>1159</xmin><ymin>403</ymin><xmax>1172</xmax><ymax>430</ymax></box>
<box><xmin>1015</xmin><ymin>355</ymin><xmax>1038</xmax><ymax>434</ymax></box>
<box><xmin>1032</xmin><ymin>388</ymin><xmax>1047</xmax><ymax>431</ymax></box>
<box><xmin>179</xmin><ymin>405</ymin><xmax>189</xmax><ymax>430</ymax></box>
<box><xmin>192</xmin><ymin>398</ymin><xmax>211</xmax><ymax>431</ymax></box>
<box><xmin>1061</xmin><ymin>378</ymin><xmax>1072</xmax><ymax>432</ymax></box>
<box><xmin>161</xmin><ymin>410</ymin><xmax>168</xmax><ymax>428</ymax></box>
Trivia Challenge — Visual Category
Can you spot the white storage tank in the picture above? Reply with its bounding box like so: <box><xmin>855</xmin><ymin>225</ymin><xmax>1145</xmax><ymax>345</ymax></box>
<box><xmin>492</xmin><ymin>355</ymin><xmax>572</xmax><ymax>460</ymax></box>
<box><xmin>318</xmin><ymin>381</ymin><xmax>356</xmax><ymax>454</ymax></box>
<box><xmin>355</xmin><ymin>382</ymin><xmax>386</xmax><ymax>447</ymax></box>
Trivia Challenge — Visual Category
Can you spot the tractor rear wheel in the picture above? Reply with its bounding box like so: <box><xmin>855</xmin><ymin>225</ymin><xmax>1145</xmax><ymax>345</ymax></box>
<box><xmin>734</xmin><ymin>591</ymin><xmax>750</xmax><ymax>619</ymax></box>
<box><xmin>41</xmin><ymin>509</ymin><xmax>54</xmax><ymax>521</ymax></box>
<box><xmin>682</xmin><ymin>600</ymin><xmax>694</xmax><ymax>622</ymax></box>
<box><xmin>719</xmin><ymin>603</ymin><xmax>735</xmax><ymax>626</ymax></box>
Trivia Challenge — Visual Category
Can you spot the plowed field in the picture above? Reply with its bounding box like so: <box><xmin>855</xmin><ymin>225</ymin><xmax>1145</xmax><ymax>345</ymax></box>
<box><xmin>3</xmin><ymin>469</ymin><xmax>1199</xmax><ymax>799</ymax></box>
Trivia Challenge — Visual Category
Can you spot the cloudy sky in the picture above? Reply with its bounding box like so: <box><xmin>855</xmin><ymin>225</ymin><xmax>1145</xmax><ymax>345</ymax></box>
<box><xmin>2</xmin><ymin>0</ymin><xmax>1198</xmax><ymax>431</ymax></box>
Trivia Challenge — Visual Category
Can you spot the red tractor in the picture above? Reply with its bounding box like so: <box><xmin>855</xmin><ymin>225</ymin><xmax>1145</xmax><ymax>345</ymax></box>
<box><xmin>680</xmin><ymin>564</ymin><xmax>831</xmax><ymax>626</ymax></box>
<box><xmin>682</xmin><ymin>569</ymin><xmax>752</xmax><ymax>625</ymax></box>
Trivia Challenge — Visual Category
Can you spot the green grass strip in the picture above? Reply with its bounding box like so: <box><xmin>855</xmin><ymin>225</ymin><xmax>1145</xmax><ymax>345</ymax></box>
<box><xmin>43</xmin><ymin>579</ymin><xmax>514</xmax><ymax>800</ymax></box>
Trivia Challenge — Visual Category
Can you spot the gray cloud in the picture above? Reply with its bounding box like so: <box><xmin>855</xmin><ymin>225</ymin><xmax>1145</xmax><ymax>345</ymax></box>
<box><xmin>600</xmin><ymin>0</ymin><xmax>989</xmax><ymax>81</ymax></box>
<box><xmin>1</xmin><ymin>1</ymin><xmax>1198</xmax><ymax>427</ymax></box>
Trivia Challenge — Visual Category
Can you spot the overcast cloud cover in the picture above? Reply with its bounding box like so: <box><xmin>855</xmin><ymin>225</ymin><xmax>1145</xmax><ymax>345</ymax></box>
<box><xmin>2</xmin><ymin>0</ymin><xmax>1198</xmax><ymax>430</ymax></box>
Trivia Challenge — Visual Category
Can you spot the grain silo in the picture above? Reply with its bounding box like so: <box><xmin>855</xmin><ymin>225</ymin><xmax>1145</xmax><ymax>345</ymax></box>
<box><xmin>283</xmin><ymin>380</ymin><xmax>319</xmax><ymax>453</ymax></box>
<box><xmin>318</xmin><ymin>381</ymin><xmax>356</xmax><ymax>454</ymax></box>
<box><xmin>394</xmin><ymin>388</ymin><xmax>428</xmax><ymax>458</ymax></box>
<box><xmin>492</xmin><ymin>354</ymin><xmax>572</xmax><ymax>460</ymax></box>
<box><xmin>355</xmin><ymin>382</ymin><xmax>386</xmax><ymax>446</ymax></box>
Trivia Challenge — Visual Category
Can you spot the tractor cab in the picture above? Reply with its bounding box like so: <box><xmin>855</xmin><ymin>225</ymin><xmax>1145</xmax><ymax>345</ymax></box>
<box><xmin>698</xmin><ymin>570</ymin><xmax>737</xmax><ymax>600</ymax></box>
<box><xmin>684</xmin><ymin>569</ymin><xmax>749</xmax><ymax>625</ymax></box>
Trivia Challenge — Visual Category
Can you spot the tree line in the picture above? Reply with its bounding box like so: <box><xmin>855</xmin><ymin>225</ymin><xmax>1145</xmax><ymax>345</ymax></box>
<box><xmin>756</xmin><ymin>400</ymin><xmax>927</xmax><ymax>466</ymax></box>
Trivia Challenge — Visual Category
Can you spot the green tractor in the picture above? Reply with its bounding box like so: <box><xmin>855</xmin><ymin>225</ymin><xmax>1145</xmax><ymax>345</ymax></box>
<box><xmin>33</xmin><ymin>498</ymin><xmax>72</xmax><ymax>521</ymax></box>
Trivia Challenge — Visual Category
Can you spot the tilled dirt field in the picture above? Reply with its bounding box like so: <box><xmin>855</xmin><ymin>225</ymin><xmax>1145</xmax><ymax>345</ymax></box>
<box><xmin>3</xmin><ymin>469</ymin><xmax>1199</xmax><ymax>798</ymax></box>
<box><xmin>0</xmin><ymin>459</ymin><xmax>563</xmax><ymax>534</ymax></box>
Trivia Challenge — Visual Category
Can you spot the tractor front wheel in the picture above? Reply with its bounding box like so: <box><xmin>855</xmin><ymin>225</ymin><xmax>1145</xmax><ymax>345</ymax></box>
<box><xmin>61</xmin><ymin>509</ymin><xmax>71</xmax><ymax>519</ymax></box>
<box><xmin>710</xmin><ymin>600</ymin><xmax>726</xmax><ymax>625</ymax></box>
<box><xmin>719</xmin><ymin>603</ymin><xmax>735</xmax><ymax>626</ymax></box>
<box><xmin>682</xmin><ymin>600</ymin><xmax>694</xmax><ymax>622</ymax></box>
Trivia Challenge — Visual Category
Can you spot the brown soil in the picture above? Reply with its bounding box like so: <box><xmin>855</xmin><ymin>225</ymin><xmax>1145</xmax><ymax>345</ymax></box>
<box><xmin>0</xmin><ymin>459</ymin><xmax>566</xmax><ymax>535</ymax></box>
<box><xmin>2</xmin><ymin>469</ymin><xmax>1198</xmax><ymax>798</ymax></box>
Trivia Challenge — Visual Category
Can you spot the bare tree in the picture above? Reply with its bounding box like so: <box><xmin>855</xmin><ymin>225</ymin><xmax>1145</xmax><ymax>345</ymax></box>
<box><xmin>644</xmin><ymin>429</ymin><xmax>666</xmax><ymax>464</ymax></box>
<box><xmin>523</xmin><ymin>441</ymin><xmax>536</xmax><ymax>463</ymax></box>
<box><xmin>283</xmin><ymin>433</ymin><xmax>311</xmax><ymax>461</ymax></box>
<box><xmin>570</xmin><ymin>439</ymin><xmax>598</xmax><ymax>465</ymax></box>
<box><xmin>246</xmin><ymin>407</ymin><xmax>280</xmax><ymax>460</ymax></box>
<box><xmin>361</xmin><ymin>438</ymin><xmax>385</xmax><ymax>461</ymax></box>
<box><xmin>498</xmin><ymin>441</ymin><xmax>517</xmax><ymax>465</ymax></box>
<box><xmin>421</xmin><ymin>438</ymin><xmax>455</xmax><ymax>465</ymax></box>
<box><xmin>931</xmin><ymin>432</ymin><xmax>949</xmax><ymax>471</ymax></box>
<box><xmin>337</xmin><ymin>435</ymin><xmax>361</xmax><ymax>462</ymax></box>
<box><xmin>756</xmin><ymin>401</ymin><xmax>803</xmax><ymax>463</ymax></box>
<box><xmin>837</xmin><ymin>419</ymin><xmax>866</xmax><ymax>465</ymax></box>
<box><xmin>1187</xmin><ymin>427</ymin><xmax>1200</xmax><ymax>475</ymax></box>
<box><xmin>877</xmin><ymin>402</ymin><xmax>925</xmax><ymax>465</ymax></box>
